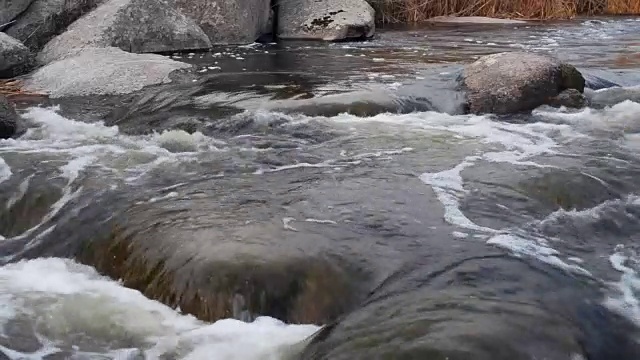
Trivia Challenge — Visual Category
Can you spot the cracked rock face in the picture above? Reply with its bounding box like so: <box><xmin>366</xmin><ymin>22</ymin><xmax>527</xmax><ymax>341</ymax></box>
<box><xmin>459</xmin><ymin>51</ymin><xmax>586</xmax><ymax>115</ymax></box>
<box><xmin>277</xmin><ymin>0</ymin><xmax>375</xmax><ymax>41</ymax></box>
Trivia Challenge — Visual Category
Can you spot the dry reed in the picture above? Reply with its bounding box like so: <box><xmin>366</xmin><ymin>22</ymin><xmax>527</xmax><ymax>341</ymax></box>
<box><xmin>0</xmin><ymin>80</ymin><xmax>46</xmax><ymax>100</ymax></box>
<box><xmin>367</xmin><ymin>0</ymin><xmax>640</xmax><ymax>23</ymax></box>
<box><xmin>607</xmin><ymin>0</ymin><xmax>640</xmax><ymax>13</ymax></box>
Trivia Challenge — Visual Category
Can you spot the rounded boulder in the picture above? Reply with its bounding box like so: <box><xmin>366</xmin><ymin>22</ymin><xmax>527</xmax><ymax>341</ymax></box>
<box><xmin>459</xmin><ymin>51</ymin><xmax>585</xmax><ymax>114</ymax></box>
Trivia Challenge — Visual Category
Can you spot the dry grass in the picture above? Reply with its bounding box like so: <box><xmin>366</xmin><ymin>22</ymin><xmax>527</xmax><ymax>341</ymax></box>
<box><xmin>0</xmin><ymin>80</ymin><xmax>46</xmax><ymax>100</ymax></box>
<box><xmin>367</xmin><ymin>0</ymin><xmax>640</xmax><ymax>23</ymax></box>
<box><xmin>607</xmin><ymin>0</ymin><xmax>640</xmax><ymax>13</ymax></box>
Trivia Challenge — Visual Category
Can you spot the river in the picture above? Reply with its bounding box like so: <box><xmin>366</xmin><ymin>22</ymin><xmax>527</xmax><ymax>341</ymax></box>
<box><xmin>1</xmin><ymin>17</ymin><xmax>640</xmax><ymax>360</ymax></box>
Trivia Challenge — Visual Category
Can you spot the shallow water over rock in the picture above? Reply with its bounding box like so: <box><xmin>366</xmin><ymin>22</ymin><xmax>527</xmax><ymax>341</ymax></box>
<box><xmin>1</xmin><ymin>17</ymin><xmax>640</xmax><ymax>360</ymax></box>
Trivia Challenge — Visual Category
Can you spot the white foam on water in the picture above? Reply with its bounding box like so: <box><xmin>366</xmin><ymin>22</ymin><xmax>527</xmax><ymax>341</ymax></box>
<box><xmin>327</xmin><ymin>110</ymin><xmax>595</xmax><ymax>275</ymax></box>
<box><xmin>153</xmin><ymin>130</ymin><xmax>215</xmax><ymax>153</ymax></box>
<box><xmin>0</xmin><ymin>156</ymin><xmax>11</xmax><ymax>184</ymax></box>
<box><xmin>419</xmin><ymin>158</ymin><xmax>496</xmax><ymax>233</ymax></box>
<box><xmin>255</xmin><ymin>146</ymin><xmax>411</xmax><ymax>175</ymax></box>
<box><xmin>6</xmin><ymin>174</ymin><xmax>33</xmax><ymax>209</ymax></box>
<box><xmin>605</xmin><ymin>245</ymin><xmax>640</xmax><ymax>326</ymax></box>
<box><xmin>533</xmin><ymin>100</ymin><xmax>640</xmax><ymax>136</ymax></box>
<box><xmin>282</xmin><ymin>217</ymin><xmax>298</xmax><ymax>231</ymax></box>
<box><xmin>452</xmin><ymin>231</ymin><xmax>468</xmax><ymax>239</ymax></box>
<box><xmin>4</xmin><ymin>107</ymin><xmax>220</xmax><ymax>169</ymax></box>
<box><xmin>0</xmin><ymin>258</ymin><xmax>319</xmax><ymax>360</ymax></box>
<box><xmin>305</xmin><ymin>218</ymin><xmax>337</xmax><ymax>225</ymax></box>
<box><xmin>0</xmin><ymin>107</ymin><xmax>226</xmax><ymax>241</ymax></box>
<box><xmin>538</xmin><ymin>195</ymin><xmax>640</xmax><ymax>228</ymax></box>
<box><xmin>487</xmin><ymin>233</ymin><xmax>592</xmax><ymax>277</ymax></box>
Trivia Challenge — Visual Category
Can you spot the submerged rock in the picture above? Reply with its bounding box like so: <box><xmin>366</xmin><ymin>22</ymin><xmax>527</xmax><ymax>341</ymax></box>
<box><xmin>71</xmin><ymin>177</ymin><xmax>377</xmax><ymax>324</ymax></box>
<box><xmin>23</xmin><ymin>47</ymin><xmax>191</xmax><ymax>98</ymax></box>
<box><xmin>4</xmin><ymin>0</ymin><xmax>104</xmax><ymax>52</ymax></box>
<box><xmin>38</xmin><ymin>0</ymin><xmax>211</xmax><ymax>64</ymax></box>
<box><xmin>583</xmin><ymin>72</ymin><xmax>620</xmax><ymax>90</ymax></box>
<box><xmin>0</xmin><ymin>33</ymin><xmax>33</xmax><ymax>78</ymax></box>
<box><xmin>587</xmin><ymin>86</ymin><xmax>640</xmax><ymax>109</ymax></box>
<box><xmin>0</xmin><ymin>0</ymin><xmax>35</xmax><ymax>28</ymax></box>
<box><xmin>277</xmin><ymin>0</ymin><xmax>375</xmax><ymax>41</ymax></box>
<box><xmin>300</xmin><ymin>255</ymin><xmax>640</xmax><ymax>360</ymax></box>
<box><xmin>0</xmin><ymin>96</ymin><xmax>18</xmax><ymax>139</ymax></box>
<box><xmin>460</xmin><ymin>51</ymin><xmax>586</xmax><ymax>114</ymax></box>
<box><xmin>170</xmin><ymin>0</ymin><xmax>271</xmax><ymax>45</ymax></box>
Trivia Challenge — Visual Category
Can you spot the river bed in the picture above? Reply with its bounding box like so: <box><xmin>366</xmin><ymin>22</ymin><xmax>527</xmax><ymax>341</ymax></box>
<box><xmin>1</xmin><ymin>17</ymin><xmax>640</xmax><ymax>359</ymax></box>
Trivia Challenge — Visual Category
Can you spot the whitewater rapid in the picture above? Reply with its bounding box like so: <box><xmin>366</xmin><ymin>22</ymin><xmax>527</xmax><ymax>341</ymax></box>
<box><xmin>1</xmin><ymin>92</ymin><xmax>640</xmax><ymax>357</ymax></box>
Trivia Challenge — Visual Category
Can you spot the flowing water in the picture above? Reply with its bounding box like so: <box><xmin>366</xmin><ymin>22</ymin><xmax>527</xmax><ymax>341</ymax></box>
<box><xmin>1</xmin><ymin>17</ymin><xmax>640</xmax><ymax>359</ymax></box>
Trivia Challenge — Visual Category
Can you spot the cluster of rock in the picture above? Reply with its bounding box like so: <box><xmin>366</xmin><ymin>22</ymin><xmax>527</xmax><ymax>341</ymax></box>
<box><xmin>0</xmin><ymin>0</ymin><xmax>378</xmax><ymax>138</ymax></box>
<box><xmin>0</xmin><ymin>0</ymin><xmax>592</xmax><ymax>112</ymax></box>
<box><xmin>0</xmin><ymin>0</ymin><xmax>377</xmax><ymax>81</ymax></box>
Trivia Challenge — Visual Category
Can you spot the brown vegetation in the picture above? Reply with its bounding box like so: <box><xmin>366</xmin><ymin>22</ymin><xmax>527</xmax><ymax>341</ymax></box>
<box><xmin>607</xmin><ymin>0</ymin><xmax>640</xmax><ymax>13</ymax></box>
<box><xmin>366</xmin><ymin>0</ymin><xmax>640</xmax><ymax>23</ymax></box>
<box><xmin>0</xmin><ymin>80</ymin><xmax>46</xmax><ymax>101</ymax></box>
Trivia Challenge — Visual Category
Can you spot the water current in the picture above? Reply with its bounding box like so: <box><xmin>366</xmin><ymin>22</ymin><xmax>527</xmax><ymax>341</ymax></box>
<box><xmin>1</xmin><ymin>17</ymin><xmax>640</xmax><ymax>359</ymax></box>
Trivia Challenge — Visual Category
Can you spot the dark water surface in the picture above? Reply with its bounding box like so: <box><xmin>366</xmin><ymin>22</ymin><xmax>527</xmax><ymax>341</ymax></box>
<box><xmin>0</xmin><ymin>17</ymin><xmax>640</xmax><ymax>360</ymax></box>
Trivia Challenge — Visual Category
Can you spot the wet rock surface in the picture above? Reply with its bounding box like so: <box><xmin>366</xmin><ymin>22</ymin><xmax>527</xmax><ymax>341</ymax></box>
<box><xmin>300</xmin><ymin>255</ymin><xmax>640</xmax><ymax>360</ymax></box>
<box><xmin>13</xmin><ymin>149</ymin><xmax>445</xmax><ymax>324</ymax></box>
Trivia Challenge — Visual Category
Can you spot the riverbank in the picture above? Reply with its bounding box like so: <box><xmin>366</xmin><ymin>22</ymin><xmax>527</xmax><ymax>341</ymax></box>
<box><xmin>367</xmin><ymin>0</ymin><xmax>640</xmax><ymax>23</ymax></box>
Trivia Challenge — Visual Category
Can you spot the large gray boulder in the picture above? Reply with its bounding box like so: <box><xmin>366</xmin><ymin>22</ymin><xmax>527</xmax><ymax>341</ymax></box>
<box><xmin>277</xmin><ymin>0</ymin><xmax>375</xmax><ymax>41</ymax></box>
<box><xmin>0</xmin><ymin>0</ymin><xmax>35</xmax><ymax>27</ymax></box>
<box><xmin>24</xmin><ymin>47</ymin><xmax>191</xmax><ymax>98</ymax></box>
<box><xmin>0</xmin><ymin>32</ymin><xmax>33</xmax><ymax>78</ymax></box>
<box><xmin>38</xmin><ymin>0</ymin><xmax>212</xmax><ymax>64</ymax></box>
<box><xmin>171</xmin><ymin>0</ymin><xmax>271</xmax><ymax>44</ymax></box>
<box><xmin>459</xmin><ymin>51</ymin><xmax>586</xmax><ymax>114</ymax></box>
<box><xmin>0</xmin><ymin>96</ymin><xmax>18</xmax><ymax>139</ymax></box>
<box><xmin>4</xmin><ymin>0</ymin><xmax>103</xmax><ymax>52</ymax></box>
<box><xmin>5</xmin><ymin>0</ymin><xmax>103</xmax><ymax>53</ymax></box>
